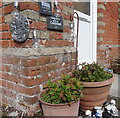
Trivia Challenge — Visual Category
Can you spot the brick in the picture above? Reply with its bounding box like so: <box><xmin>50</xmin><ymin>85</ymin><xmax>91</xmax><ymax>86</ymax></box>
<box><xmin>97</xmin><ymin>29</ymin><xmax>105</xmax><ymax>34</ymax></box>
<box><xmin>50</xmin><ymin>71</ymin><xmax>58</xmax><ymax>79</ymax></box>
<box><xmin>0</xmin><ymin>16</ymin><xmax>4</xmax><ymax>24</ymax></box>
<box><xmin>20</xmin><ymin>67</ymin><xmax>40</xmax><ymax>77</ymax></box>
<box><xmin>41</xmin><ymin>40</ymin><xmax>53</xmax><ymax>47</ymax></box>
<box><xmin>6</xmin><ymin>90</ymin><xmax>16</xmax><ymax>99</ymax></box>
<box><xmin>97</xmin><ymin>21</ymin><xmax>105</xmax><ymax>26</ymax></box>
<box><xmin>40</xmin><ymin>65</ymin><xmax>48</xmax><ymax>74</ymax></box>
<box><xmin>49</xmin><ymin>32</ymin><xmax>63</xmax><ymax>39</ymax></box>
<box><xmin>41</xmin><ymin>73</ymin><xmax>50</xmax><ymax>83</ymax></box>
<box><xmin>23</xmin><ymin>95</ymin><xmax>38</xmax><ymax>105</ymax></box>
<box><xmin>69</xmin><ymin>2</ymin><xmax>74</xmax><ymax>8</ymax></box>
<box><xmin>62</xmin><ymin>4</ymin><xmax>74</xmax><ymax>14</ymax></box>
<box><xmin>29</xmin><ymin>68</ymin><xmax>40</xmax><ymax>77</ymax></box>
<box><xmin>0</xmin><ymin>40</ymin><xmax>10</xmax><ymax>47</ymax></box>
<box><xmin>2</xmin><ymin>73</ymin><xmax>18</xmax><ymax>83</ymax></box>
<box><xmin>3</xmin><ymin>3</ymin><xmax>14</xmax><ymax>15</ymax></box>
<box><xmin>19</xmin><ymin>2</ymin><xmax>40</xmax><ymax>12</ymax></box>
<box><xmin>4</xmin><ymin>14</ymin><xmax>12</xmax><ymax>23</ymax></box>
<box><xmin>27</xmin><ymin>10</ymin><xmax>39</xmax><ymax>21</ymax></box>
<box><xmin>2</xmin><ymin>56</ymin><xmax>20</xmax><ymax>65</ymax></box>
<box><xmin>97</xmin><ymin>37</ymin><xmax>104</xmax><ymax>42</ymax></box>
<box><xmin>20</xmin><ymin>67</ymin><xmax>29</xmax><ymax>76</ymax></box>
<box><xmin>63</xmin><ymin>19</ymin><xmax>72</xmax><ymax>27</ymax></box>
<box><xmin>0</xmin><ymin>8</ymin><xmax>3</xmax><ymax>15</ymax></box>
<box><xmin>40</xmin><ymin>16</ymin><xmax>46</xmax><ymax>22</ymax></box>
<box><xmin>9</xmin><ymin>40</ymin><xmax>22</xmax><ymax>48</ymax></box>
<box><xmin>28</xmin><ymin>30</ymin><xmax>33</xmax><ymax>39</ymax></box>
<box><xmin>0</xmin><ymin>1</ymin><xmax>2</xmax><ymax>7</ymax></box>
<box><xmin>21</xmin><ymin>76</ymin><xmax>42</xmax><ymax>87</ymax></box>
<box><xmin>11</xmin><ymin>65</ymin><xmax>19</xmax><ymax>75</ymax></box>
<box><xmin>20</xmin><ymin>10</ymin><xmax>28</xmax><ymax>17</ymax></box>
<box><xmin>18</xmin><ymin>85</ymin><xmax>40</xmax><ymax>96</ymax></box>
<box><xmin>30</xmin><ymin>22</ymin><xmax>47</xmax><ymax>30</ymax></box>
<box><xmin>4</xmin><ymin>65</ymin><xmax>11</xmax><ymax>72</ymax></box>
<box><xmin>7</xmin><ymin>81</ymin><xmax>17</xmax><ymax>91</ymax></box>
<box><xmin>37</xmin><ymin>56</ymin><xmax>50</xmax><ymax>66</ymax></box>
<box><xmin>97</xmin><ymin>4</ymin><xmax>106</xmax><ymax>10</ymax></box>
<box><xmin>0</xmin><ymin>64</ymin><xmax>3</xmax><ymax>71</ymax></box>
<box><xmin>50</xmin><ymin>56</ymin><xmax>58</xmax><ymax>63</ymax></box>
<box><xmin>63</xmin><ymin>32</ymin><xmax>69</xmax><ymax>40</ymax></box>
<box><xmin>0</xmin><ymin>79</ymin><xmax>6</xmax><ymax>87</ymax></box>
<box><xmin>0</xmin><ymin>24</ymin><xmax>10</xmax><ymax>31</ymax></box>
<box><xmin>97</xmin><ymin>13</ymin><xmax>104</xmax><ymax>17</ymax></box>
<box><xmin>53</xmin><ymin>40</ymin><xmax>63</xmax><ymax>47</ymax></box>
<box><xmin>0</xmin><ymin>32</ymin><xmax>12</xmax><ymax>39</ymax></box>
<box><xmin>21</xmin><ymin>58</ymin><xmax>37</xmax><ymax>67</ymax></box>
<box><xmin>39</xmin><ymin>31</ymin><xmax>49</xmax><ymax>39</ymax></box>
<box><xmin>63</xmin><ymin>26</ymin><xmax>69</xmax><ymax>33</ymax></box>
<box><xmin>47</xmin><ymin>63</ymin><xmax>60</xmax><ymax>72</ymax></box>
<box><xmin>21</xmin><ymin>39</ymin><xmax>33</xmax><ymax>48</ymax></box>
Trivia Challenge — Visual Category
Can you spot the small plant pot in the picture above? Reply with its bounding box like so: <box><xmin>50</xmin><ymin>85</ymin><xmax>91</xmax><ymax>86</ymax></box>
<box><xmin>38</xmin><ymin>89</ymin><xmax>80</xmax><ymax>117</ymax></box>
<box><xmin>80</xmin><ymin>76</ymin><xmax>115</xmax><ymax>110</ymax></box>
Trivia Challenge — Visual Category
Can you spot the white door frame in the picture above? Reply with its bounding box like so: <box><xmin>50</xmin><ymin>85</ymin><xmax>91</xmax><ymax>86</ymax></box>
<box><xmin>91</xmin><ymin>0</ymin><xmax>97</xmax><ymax>63</ymax></box>
<box><xmin>74</xmin><ymin>0</ymin><xmax>97</xmax><ymax>64</ymax></box>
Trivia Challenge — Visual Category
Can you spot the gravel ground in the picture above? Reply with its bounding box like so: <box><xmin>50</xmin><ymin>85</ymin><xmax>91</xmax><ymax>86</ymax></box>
<box><xmin>0</xmin><ymin>95</ymin><xmax>119</xmax><ymax>117</ymax></box>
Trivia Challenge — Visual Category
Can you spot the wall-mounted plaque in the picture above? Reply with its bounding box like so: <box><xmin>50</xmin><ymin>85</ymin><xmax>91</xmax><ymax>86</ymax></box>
<box><xmin>40</xmin><ymin>2</ymin><xmax>52</xmax><ymax>15</ymax></box>
<box><xmin>11</xmin><ymin>14</ymin><xmax>30</xmax><ymax>43</ymax></box>
<box><xmin>47</xmin><ymin>15</ymin><xmax>63</xmax><ymax>31</ymax></box>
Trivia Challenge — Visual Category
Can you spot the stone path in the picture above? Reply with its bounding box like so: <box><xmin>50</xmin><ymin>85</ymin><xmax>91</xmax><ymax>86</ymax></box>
<box><xmin>109</xmin><ymin>74</ymin><xmax>120</xmax><ymax>97</ymax></box>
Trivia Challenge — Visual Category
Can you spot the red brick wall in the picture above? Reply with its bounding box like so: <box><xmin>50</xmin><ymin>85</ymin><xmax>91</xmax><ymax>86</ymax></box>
<box><xmin>0</xmin><ymin>1</ymin><xmax>75</xmax><ymax>115</ymax></box>
<box><xmin>97</xmin><ymin>2</ymin><xmax>119</xmax><ymax>68</ymax></box>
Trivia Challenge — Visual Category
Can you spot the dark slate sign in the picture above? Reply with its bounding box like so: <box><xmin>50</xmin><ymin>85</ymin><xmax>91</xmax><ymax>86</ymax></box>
<box><xmin>40</xmin><ymin>2</ymin><xmax>52</xmax><ymax>15</ymax></box>
<box><xmin>47</xmin><ymin>15</ymin><xmax>63</xmax><ymax>31</ymax></box>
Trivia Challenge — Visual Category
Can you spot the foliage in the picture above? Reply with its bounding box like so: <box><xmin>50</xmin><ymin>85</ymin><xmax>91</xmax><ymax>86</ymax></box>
<box><xmin>72</xmin><ymin>62</ymin><xmax>113</xmax><ymax>82</ymax></box>
<box><xmin>41</xmin><ymin>74</ymin><xmax>83</xmax><ymax>105</ymax></box>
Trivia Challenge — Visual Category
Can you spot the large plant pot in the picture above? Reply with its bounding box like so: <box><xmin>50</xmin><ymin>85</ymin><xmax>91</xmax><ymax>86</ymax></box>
<box><xmin>38</xmin><ymin>89</ymin><xmax>80</xmax><ymax>117</ymax></box>
<box><xmin>80</xmin><ymin>76</ymin><xmax>115</xmax><ymax>110</ymax></box>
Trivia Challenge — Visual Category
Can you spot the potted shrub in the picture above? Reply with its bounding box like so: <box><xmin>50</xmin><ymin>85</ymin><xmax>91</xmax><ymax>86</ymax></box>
<box><xmin>71</xmin><ymin>62</ymin><xmax>115</xmax><ymax>111</ymax></box>
<box><xmin>38</xmin><ymin>74</ymin><xmax>83</xmax><ymax>117</ymax></box>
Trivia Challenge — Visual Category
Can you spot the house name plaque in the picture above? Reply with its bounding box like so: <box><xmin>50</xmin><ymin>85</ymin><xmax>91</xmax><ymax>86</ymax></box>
<box><xmin>47</xmin><ymin>15</ymin><xmax>63</xmax><ymax>31</ymax></box>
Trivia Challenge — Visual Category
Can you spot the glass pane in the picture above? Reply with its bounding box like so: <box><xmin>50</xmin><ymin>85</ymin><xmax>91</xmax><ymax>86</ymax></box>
<box><xmin>73</xmin><ymin>2</ymin><xmax>90</xmax><ymax>15</ymax></box>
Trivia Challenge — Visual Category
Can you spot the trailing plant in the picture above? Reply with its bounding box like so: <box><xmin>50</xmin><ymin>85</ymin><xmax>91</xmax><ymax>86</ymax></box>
<box><xmin>41</xmin><ymin>74</ymin><xmax>84</xmax><ymax>105</ymax></box>
<box><xmin>72</xmin><ymin>62</ymin><xmax>113</xmax><ymax>82</ymax></box>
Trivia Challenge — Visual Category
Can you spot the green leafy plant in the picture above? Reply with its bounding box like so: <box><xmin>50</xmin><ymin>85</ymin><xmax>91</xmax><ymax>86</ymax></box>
<box><xmin>72</xmin><ymin>62</ymin><xmax>113</xmax><ymax>82</ymax></box>
<box><xmin>42</xmin><ymin>74</ymin><xmax>83</xmax><ymax>105</ymax></box>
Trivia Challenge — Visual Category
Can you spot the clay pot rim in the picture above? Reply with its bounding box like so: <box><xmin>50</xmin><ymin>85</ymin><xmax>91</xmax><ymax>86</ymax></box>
<box><xmin>82</xmin><ymin>75</ymin><xmax>115</xmax><ymax>87</ymax></box>
<box><xmin>38</xmin><ymin>89</ymin><xmax>79</xmax><ymax>106</ymax></box>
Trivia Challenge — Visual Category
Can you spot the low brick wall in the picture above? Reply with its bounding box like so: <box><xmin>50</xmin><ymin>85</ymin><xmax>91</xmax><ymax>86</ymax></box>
<box><xmin>0</xmin><ymin>1</ymin><xmax>75</xmax><ymax>115</ymax></box>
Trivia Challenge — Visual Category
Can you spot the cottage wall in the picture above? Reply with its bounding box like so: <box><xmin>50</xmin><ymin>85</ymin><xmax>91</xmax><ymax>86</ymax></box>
<box><xmin>0</xmin><ymin>1</ymin><xmax>75</xmax><ymax>115</ymax></box>
<box><xmin>97</xmin><ymin>2</ymin><xmax>119</xmax><ymax>67</ymax></box>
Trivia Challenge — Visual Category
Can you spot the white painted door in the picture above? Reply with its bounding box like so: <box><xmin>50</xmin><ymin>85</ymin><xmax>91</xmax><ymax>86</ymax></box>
<box><xmin>74</xmin><ymin>0</ymin><xmax>97</xmax><ymax>64</ymax></box>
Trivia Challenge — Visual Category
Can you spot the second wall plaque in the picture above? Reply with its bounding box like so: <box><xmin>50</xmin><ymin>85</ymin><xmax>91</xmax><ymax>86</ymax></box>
<box><xmin>40</xmin><ymin>2</ymin><xmax>52</xmax><ymax>15</ymax></box>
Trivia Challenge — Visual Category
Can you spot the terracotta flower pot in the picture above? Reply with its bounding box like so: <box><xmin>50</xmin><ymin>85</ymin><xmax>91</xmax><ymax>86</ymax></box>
<box><xmin>38</xmin><ymin>89</ymin><xmax>80</xmax><ymax>117</ymax></box>
<box><xmin>80</xmin><ymin>75</ymin><xmax>115</xmax><ymax>110</ymax></box>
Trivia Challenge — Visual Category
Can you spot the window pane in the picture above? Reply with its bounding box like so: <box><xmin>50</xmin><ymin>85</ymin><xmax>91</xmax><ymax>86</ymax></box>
<box><xmin>74</xmin><ymin>2</ymin><xmax>90</xmax><ymax>15</ymax></box>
